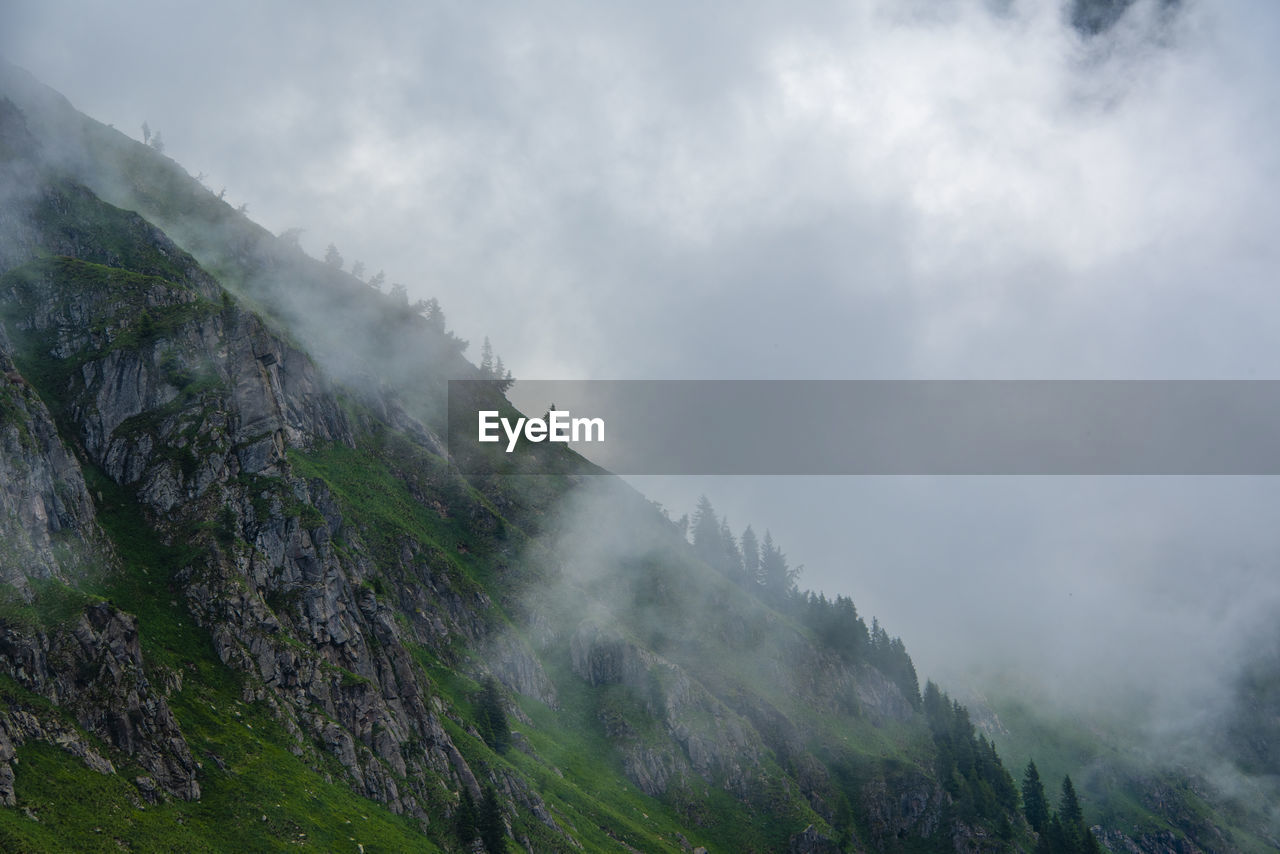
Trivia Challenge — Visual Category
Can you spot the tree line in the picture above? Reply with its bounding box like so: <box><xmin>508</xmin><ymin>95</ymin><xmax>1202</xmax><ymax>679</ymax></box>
<box><xmin>686</xmin><ymin>496</ymin><xmax>1104</xmax><ymax>849</ymax></box>
<box><xmin>683</xmin><ymin>495</ymin><xmax>920</xmax><ymax>707</ymax></box>
<box><xmin>1022</xmin><ymin>760</ymin><xmax>1100</xmax><ymax>854</ymax></box>
<box><xmin>308</xmin><ymin>236</ymin><xmax>518</xmax><ymax>385</ymax></box>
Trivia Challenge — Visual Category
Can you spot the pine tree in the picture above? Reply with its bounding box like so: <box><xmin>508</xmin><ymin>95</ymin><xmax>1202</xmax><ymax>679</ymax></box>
<box><xmin>1045</xmin><ymin>814</ymin><xmax>1068</xmax><ymax>854</ymax></box>
<box><xmin>760</xmin><ymin>531</ymin><xmax>790</xmax><ymax>599</ymax></box>
<box><xmin>740</xmin><ymin>525</ymin><xmax>760</xmax><ymax>586</ymax></box>
<box><xmin>324</xmin><ymin>243</ymin><xmax>343</xmax><ymax>269</ymax></box>
<box><xmin>718</xmin><ymin>517</ymin><xmax>742</xmax><ymax>579</ymax></box>
<box><xmin>479</xmin><ymin>786</ymin><xmax>505</xmax><ymax>853</ymax></box>
<box><xmin>1022</xmin><ymin>760</ymin><xmax>1049</xmax><ymax>834</ymax></box>
<box><xmin>480</xmin><ymin>337</ymin><xmax>495</xmax><ymax>376</ymax></box>
<box><xmin>1059</xmin><ymin>775</ymin><xmax>1083</xmax><ymax>827</ymax></box>
<box><xmin>455</xmin><ymin>787</ymin><xmax>478</xmax><ymax>845</ymax></box>
<box><xmin>137</xmin><ymin>310</ymin><xmax>155</xmax><ymax>341</ymax></box>
<box><xmin>478</xmin><ymin>678</ymin><xmax>510</xmax><ymax>754</ymax></box>
<box><xmin>422</xmin><ymin>296</ymin><xmax>445</xmax><ymax>331</ymax></box>
<box><xmin>492</xmin><ymin>355</ymin><xmax>514</xmax><ymax>392</ymax></box>
<box><xmin>690</xmin><ymin>496</ymin><xmax>721</xmax><ymax>567</ymax></box>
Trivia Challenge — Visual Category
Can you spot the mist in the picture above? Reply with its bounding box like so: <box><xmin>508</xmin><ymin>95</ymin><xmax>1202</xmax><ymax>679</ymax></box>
<box><xmin>5</xmin><ymin>0</ymin><xmax>1280</xmax><ymax>789</ymax></box>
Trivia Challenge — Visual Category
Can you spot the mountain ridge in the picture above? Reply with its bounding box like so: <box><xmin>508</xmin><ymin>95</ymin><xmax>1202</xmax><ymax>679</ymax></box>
<box><xmin>0</xmin><ymin>63</ymin><xmax>1274</xmax><ymax>854</ymax></box>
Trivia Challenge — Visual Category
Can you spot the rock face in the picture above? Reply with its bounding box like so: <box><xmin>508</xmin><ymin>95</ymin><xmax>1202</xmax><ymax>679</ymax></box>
<box><xmin>4</xmin><ymin>266</ymin><xmax>481</xmax><ymax>819</ymax></box>
<box><xmin>1098</xmin><ymin>829</ymin><xmax>1206</xmax><ymax>854</ymax></box>
<box><xmin>789</xmin><ymin>824</ymin><xmax>844</xmax><ymax>854</ymax></box>
<box><xmin>2</xmin><ymin>315</ymin><xmax>201</xmax><ymax>803</ymax></box>
<box><xmin>0</xmin><ymin>323</ymin><xmax>99</xmax><ymax>595</ymax></box>
<box><xmin>860</xmin><ymin>769</ymin><xmax>948</xmax><ymax>848</ymax></box>
<box><xmin>0</xmin><ymin>111</ymin><xmax>485</xmax><ymax>819</ymax></box>
<box><xmin>570</xmin><ymin>620</ymin><xmax>763</xmax><ymax>798</ymax></box>
<box><xmin>0</xmin><ymin>605</ymin><xmax>200</xmax><ymax>802</ymax></box>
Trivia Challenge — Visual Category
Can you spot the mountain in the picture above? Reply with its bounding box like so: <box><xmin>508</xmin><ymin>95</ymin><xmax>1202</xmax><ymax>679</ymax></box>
<box><xmin>0</xmin><ymin>63</ymin><xmax>1273</xmax><ymax>854</ymax></box>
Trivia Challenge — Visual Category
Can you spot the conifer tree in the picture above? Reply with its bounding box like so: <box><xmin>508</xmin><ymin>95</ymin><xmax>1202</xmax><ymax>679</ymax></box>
<box><xmin>740</xmin><ymin>525</ymin><xmax>760</xmax><ymax>585</ymax></box>
<box><xmin>1059</xmin><ymin>775</ymin><xmax>1083</xmax><ymax>827</ymax></box>
<box><xmin>478</xmin><ymin>677</ymin><xmax>510</xmax><ymax>754</ymax></box>
<box><xmin>479</xmin><ymin>786</ymin><xmax>505</xmax><ymax>853</ymax></box>
<box><xmin>455</xmin><ymin>787</ymin><xmax>478</xmax><ymax>845</ymax></box>
<box><xmin>760</xmin><ymin>531</ymin><xmax>791</xmax><ymax>599</ymax></box>
<box><xmin>1022</xmin><ymin>760</ymin><xmax>1049</xmax><ymax>834</ymax></box>
<box><xmin>421</xmin><ymin>296</ymin><xmax>445</xmax><ymax>331</ymax></box>
<box><xmin>1046</xmin><ymin>814</ymin><xmax>1069</xmax><ymax>854</ymax></box>
<box><xmin>690</xmin><ymin>496</ymin><xmax>721</xmax><ymax>567</ymax></box>
<box><xmin>492</xmin><ymin>355</ymin><xmax>514</xmax><ymax>392</ymax></box>
<box><xmin>718</xmin><ymin>516</ymin><xmax>742</xmax><ymax>579</ymax></box>
<box><xmin>324</xmin><ymin>243</ymin><xmax>343</xmax><ymax>269</ymax></box>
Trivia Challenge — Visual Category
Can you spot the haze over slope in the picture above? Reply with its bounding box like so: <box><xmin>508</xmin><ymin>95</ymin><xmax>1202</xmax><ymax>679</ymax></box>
<box><xmin>6</xmin><ymin>2</ymin><xmax>1279</xmax><ymax>746</ymax></box>
<box><xmin>3</xmin><ymin>0</ymin><xmax>1280</xmax><ymax>848</ymax></box>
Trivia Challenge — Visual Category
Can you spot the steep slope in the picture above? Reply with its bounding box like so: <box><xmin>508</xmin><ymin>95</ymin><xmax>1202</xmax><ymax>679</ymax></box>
<box><xmin>6</xmin><ymin>63</ymin><xmax>1257</xmax><ymax>854</ymax></box>
<box><xmin>967</xmin><ymin>681</ymin><xmax>1280</xmax><ymax>854</ymax></box>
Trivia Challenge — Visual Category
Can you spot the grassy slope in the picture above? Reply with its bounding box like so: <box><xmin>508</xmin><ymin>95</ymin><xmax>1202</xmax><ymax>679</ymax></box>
<box><xmin>0</xmin><ymin>154</ymin><xmax>732</xmax><ymax>850</ymax></box>
<box><xmin>289</xmin><ymin>441</ymin><xmax>724</xmax><ymax>852</ymax></box>
<box><xmin>989</xmin><ymin>695</ymin><xmax>1276</xmax><ymax>854</ymax></box>
<box><xmin>0</xmin><ymin>81</ymin><xmax>996</xmax><ymax>852</ymax></box>
<box><xmin>0</xmin><ymin>466</ymin><xmax>439</xmax><ymax>853</ymax></box>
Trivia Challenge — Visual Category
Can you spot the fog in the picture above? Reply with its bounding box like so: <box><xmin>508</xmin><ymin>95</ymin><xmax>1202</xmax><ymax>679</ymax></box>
<box><xmin>5</xmin><ymin>0</ymin><xmax>1280</xmax><ymax>758</ymax></box>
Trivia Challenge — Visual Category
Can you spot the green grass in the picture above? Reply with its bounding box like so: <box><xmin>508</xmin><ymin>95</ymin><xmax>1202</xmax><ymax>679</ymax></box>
<box><xmin>0</xmin><ymin>462</ymin><xmax>451</xmax><ymax>852</ymax></box>
<box><xmin>2</xmin><ymin>256</ymin><xmax>224</xmax><ymax>438</ymax></box>
<box><xmin>29</xmin><ymin>179</ymin><xmax>199</xmax><ymax>283</ymax></box>
<box><xmin>0</xmin><ymin>577</ymin><xmax>101</xmax><ymax>628</ymax></box>
<box><xmin>0</xmin><ymin>734</ymin><xmax>437</xmax><ymax>853</ymax></box>
<box><xmin>431</xmin><ymin>655</ymin><xmax>697</xmax><ymax>854</ymax></box>
<box><xmin>287</xmin><ymin>442</ymin><xmax>503</xmax><ymax>607</ymax></box>
<box><xmin>986</xmin><ymin>694</ymin><xmax>1279</xmax><ymax>853</ymax></box>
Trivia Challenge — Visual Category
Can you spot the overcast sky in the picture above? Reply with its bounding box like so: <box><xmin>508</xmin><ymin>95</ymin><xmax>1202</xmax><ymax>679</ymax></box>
<box><xmin>6</xmin><ymin>0</ymin><xmax>1280</xmax><ymax>737</ymax></box>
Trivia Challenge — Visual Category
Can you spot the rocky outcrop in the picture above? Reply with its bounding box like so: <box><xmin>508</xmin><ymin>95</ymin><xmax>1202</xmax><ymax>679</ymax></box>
<box><xmin>860</xmin><ymin>770</ymin><xmax>948</xmax><ymax>849</ymax></box>
<box><xmin>0</xmin><ymin>158</ymin><xmax>486</xmax><ymax>819</ymax></box>
<box><xmin>486</xmin><ymin>631</ymin><xmax>558</xmax><ymax>709</ymax></box>
<box><xmin>0</xmin><ymin>324</ymin><xmax>100</xmax><ymax>595</ymax></box>
<box><xmin>570</xmin><ymin>620</ymin><xmax>763</xmax><ymax>798</ymax></box>
<box><xmin>1</xmin><ymin>322</ymin><xmax>200</xmax><ymax>804</ymax></box>
<box><xmin>0</xmin><ymin>705</ymin><xmax>115</xmax><ymax>807</ymax></box>
<box><xmin>1097</xmin><ymin>829</ymin><xmax>1205</xmax><ymax>854</ymax></box>
<box><xmin>3</xmin><ymin>254</ymin><xmax>353</xmax><ymax>489</ymax></box>
<box><xmin>789</xmin><ymin>824</ymin><xmax>844</xmax><ymax>854</ymax></box>
<box><xmin>0</xmin><ymin>603</ymin><xmax>199</xmax><ymax>801</ymax></box>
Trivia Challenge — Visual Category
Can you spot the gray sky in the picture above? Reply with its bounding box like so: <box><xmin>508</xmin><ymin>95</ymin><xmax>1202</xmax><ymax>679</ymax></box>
<box><xmin>6</xmin><ymin>0</ymin><xmax>1280</xmax><ymax>737</ymax></box>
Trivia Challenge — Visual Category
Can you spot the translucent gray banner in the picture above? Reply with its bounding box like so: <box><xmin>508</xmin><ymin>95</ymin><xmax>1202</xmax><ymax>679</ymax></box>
<box><xmin>447</xmin><ymin>380</ymin><xmax>1280</xmax><ymax>475</ymax></box>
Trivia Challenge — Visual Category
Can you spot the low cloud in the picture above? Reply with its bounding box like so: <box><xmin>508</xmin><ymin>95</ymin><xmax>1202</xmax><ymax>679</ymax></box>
<box><xmin>6</xmin><ymin>0</ymin><xmax>1280</xmax><ymax>761</ymax></box>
